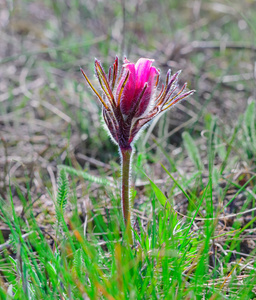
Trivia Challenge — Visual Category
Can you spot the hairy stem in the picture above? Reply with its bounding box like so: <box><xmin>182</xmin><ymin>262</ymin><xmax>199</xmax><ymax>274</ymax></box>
<box><xmin>120</xmin><ymin>146</ymin><xmax>133</xmax><ymax>244</ymax></box>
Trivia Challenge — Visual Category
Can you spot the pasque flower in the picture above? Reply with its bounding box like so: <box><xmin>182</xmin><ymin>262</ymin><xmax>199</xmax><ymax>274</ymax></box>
<box><xmin>81</xmin><ymin>57</ymin><xmax>195</xmax><ymax>243</ymax></box>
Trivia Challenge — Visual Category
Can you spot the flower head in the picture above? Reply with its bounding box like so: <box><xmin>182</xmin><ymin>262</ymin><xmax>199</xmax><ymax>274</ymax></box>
<box><xmin>81</xmin><ymin>57</ymin><xmax>195</xmax><ymax>150</ymax></box>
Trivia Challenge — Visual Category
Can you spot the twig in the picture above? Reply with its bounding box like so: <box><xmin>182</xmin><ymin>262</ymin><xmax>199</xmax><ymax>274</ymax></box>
<box><xmin>39</xmin><ymin>100</ymin><xmax>73</xmax><ymax>124</ymax></box>
<box><xmin>0</xmin><ymin>78</ymin><xmax>44</xmax><ymax>102</ymax></box>
<box><xmin>0</xmin><ymin>35</ymin><xmax>107</xmax><ymax>64</ymax></box>
<box><xmin>181</xmin><ymin>41</ymin><xmax>256</xmax><ymax>56</ymax></box>
<box><xmin>0</xmin><ymin>232</ymin><xmax>33</xmax><ymax>251</ymax></box>
<box><xmin>76</xmin><ymin>153</ymin><xmax>112</xmax><ymax>169</ymax></box>
<box><xmin>146</xmin><ymin>116</ymin><xmax>197</xmax><ymax>152</ymax></box>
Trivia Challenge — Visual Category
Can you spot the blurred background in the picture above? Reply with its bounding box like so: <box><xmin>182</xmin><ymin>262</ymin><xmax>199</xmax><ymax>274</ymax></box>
<box><xmin>0</xmin><ymin>0</ymin><xmax>255</xmax><ymax>225</ymax></box>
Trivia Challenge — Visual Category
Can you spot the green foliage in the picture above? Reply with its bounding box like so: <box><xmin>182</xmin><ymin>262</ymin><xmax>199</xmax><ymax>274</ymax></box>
<box><xmin>1</xmin><ymin>143</ymin><xmax>256</xmax><ymax>299</ymax></box>
<box><xmin>243</xmin><ymin>100</ymin><xmax>256</xmax><ymax>159</ymax></box>
<box><xmin>58</xmin><ymin>165</ymin><xmax>114</xmax><ymax>186</ymax></box>
<box><xmin>182</xmin><ymin>131</ymin><xmax>203</xmax><ymax>171</ymax></box>
<box><xmin>144</xmin><ymin>171</ymin><xmax>170</xmax><ymax>209</ymax></box>
<box><xmin>56</xmin><ymin>168</ymin><xmax>69</xmax><ymax>225</ymax></box>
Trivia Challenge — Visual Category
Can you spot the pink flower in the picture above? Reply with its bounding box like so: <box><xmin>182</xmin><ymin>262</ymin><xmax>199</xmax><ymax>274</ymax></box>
<box><xmin>81</xmin><ymin>57</ymin><xmax>195</xmax><ymax>150</ymax></box>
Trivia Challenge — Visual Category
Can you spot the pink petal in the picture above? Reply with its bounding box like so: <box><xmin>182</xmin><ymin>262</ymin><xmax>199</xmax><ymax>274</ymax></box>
<box><xmin>116</xmin><ymin>63</ymin><xmax>136</xmax><ymax>115</ymax></box>
<box><xmin>117</xmin><ymin>58</ymin><xmax>159</xmax><ymax>117</ymax></box>
<box><xmin>135</xmin><ymin>58</ymin><xmax>154</xmax><ymax>92</ymax></box>
<box><xmin>135</xmin><ymin>64</ymin><xmax>159</xmax><ymax>116</ymax></box>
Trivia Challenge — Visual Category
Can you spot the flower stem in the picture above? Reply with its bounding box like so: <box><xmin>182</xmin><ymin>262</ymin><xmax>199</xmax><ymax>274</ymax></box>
<box><xmin>120</xmin><ymin>146</ymin><xmax>133</xmax><ymax>244</ymax></box>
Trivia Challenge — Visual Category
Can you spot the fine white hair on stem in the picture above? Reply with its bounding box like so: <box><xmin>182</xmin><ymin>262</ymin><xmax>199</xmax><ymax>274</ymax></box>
<box><xmin>118</xmin><ymin>146</ymin><xmax>135</xmax><ymax>231</ymax></box>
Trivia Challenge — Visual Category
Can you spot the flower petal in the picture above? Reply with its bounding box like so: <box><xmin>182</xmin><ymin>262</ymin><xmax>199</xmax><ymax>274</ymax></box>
<box><xmin>135</xmin><ymin>62</ymin><xmax>159</xmax><ymax>116</ymax></box>
<box><xmin>116</xmin><ymin>62</ymin><xmax>136</xmax><ymax>115</ymax></box>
